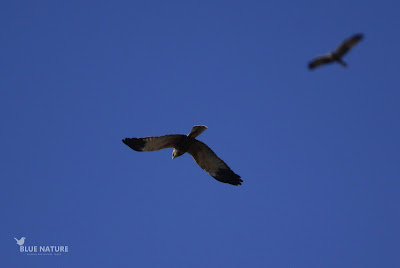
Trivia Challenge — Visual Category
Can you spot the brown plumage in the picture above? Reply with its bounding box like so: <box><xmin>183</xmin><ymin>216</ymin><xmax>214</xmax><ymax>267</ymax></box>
<box><xmin>308</xmin><ymin>33</ymin><xmax>364</xmax><ymax>70</ymax></box>
<box><xmin>122</xmin><ymin>126</ymin><xmax>242</xmax><ymax>186</ymax></box>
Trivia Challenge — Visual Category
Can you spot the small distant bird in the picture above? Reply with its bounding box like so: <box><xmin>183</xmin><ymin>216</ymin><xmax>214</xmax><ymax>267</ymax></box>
<box><xmin>14</xmin><ymin>237</ymin><xmax>26</xmax><ymax>246</ymax></box>
<box><xmin>122</xmin><ymin>125</ymin><xmax>242</xmax><ymax>185</ymax></box>
<box><xmin>308</xmin><ymin>33</ymin><xmax>364</xmax><ymax>70</ymax></box>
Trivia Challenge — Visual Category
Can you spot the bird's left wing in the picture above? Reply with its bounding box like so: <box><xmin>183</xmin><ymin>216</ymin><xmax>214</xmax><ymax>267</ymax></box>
<box><xmin>122</xmin><ymin>135</ymin><xmax>185</xmax><ymax>152</ymax></box>
<box><xmin>308</xmin><ymin>55</ymin><xmax>335</xmax><ymax>69</ymax></box>
<box><xmin>187</xmin><ymin>140</ymin><xmax>242</xmax><ymax>185</ymax></box>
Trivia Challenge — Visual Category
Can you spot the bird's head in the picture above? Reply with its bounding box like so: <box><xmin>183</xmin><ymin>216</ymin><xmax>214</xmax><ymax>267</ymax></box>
<box><xmin>172</xmin><ymin>149</ymin><xmax>184</xmax><ymax>159</ymax></box>
<box><xmin>21</xmin><ymin>237</ymin><xmax>26</xmax><ymax>241</ymax></box>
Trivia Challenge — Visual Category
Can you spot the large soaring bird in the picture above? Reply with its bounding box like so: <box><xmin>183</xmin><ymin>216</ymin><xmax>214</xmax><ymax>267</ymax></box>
<box><xmin>122</xmin><ymin>126</ymin><xmax>242</xmax><ymax>186</ymax></box>
<box><xmin>308</xmin><ymin>33</ymin><xmax>364</xmax><ymax>70</ymax></box>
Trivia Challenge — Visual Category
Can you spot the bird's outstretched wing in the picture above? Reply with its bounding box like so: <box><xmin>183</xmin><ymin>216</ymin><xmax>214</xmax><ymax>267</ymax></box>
<box><xmin>122</xmin><ymin>135</ymin><xmax>185</xmax><ymax>151</ymax></box>
<box><xmin>187</xmin><ymin>125</ymin><xmax>207</xmax><ymax>138</ymax></box>
<box><xmin>334</xmin><ymin>33</ymin><xmax>364</xmax><ymax>57</ymax></box>
<box><xmin>308</xmin><ymin>55</ymin><xmax>335</xmax><ymax>69</ymax></box>
<box><xmin>187</xmin><ymin>140</ymin><xmax>242</xmax><ymax>185</ymax></box>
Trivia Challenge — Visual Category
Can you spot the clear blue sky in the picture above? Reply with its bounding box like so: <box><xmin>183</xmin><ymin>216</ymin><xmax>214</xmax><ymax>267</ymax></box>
<box><xmin>1</xmin><ymin>1</ymin><xmax>399</xmax><ymax>267</ymax></box>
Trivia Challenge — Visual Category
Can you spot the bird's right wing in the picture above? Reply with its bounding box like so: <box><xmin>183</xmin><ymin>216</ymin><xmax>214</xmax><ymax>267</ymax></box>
<box><xmin>187</xmin><ymin>125</ymin><xmax>207</xmax><ymax>138</ymax></box>
<box><xmin>122</xmin><ymin>135</ymin><xmax>185</xmax><ymax>152</ymax></box>
<box><xmin>335</xmin><ymin>33</ymin><xmax>364</xmax><ymax>57</ymax></box>
<box><xmin>187</xmin><ymin>140</ymin><xmax>242</xmax><ymax>185</ymax></box>
<box><xmin>308</xmin><ymin>55</ymin><xmax>335</xmax><ymax>69</ymax></box>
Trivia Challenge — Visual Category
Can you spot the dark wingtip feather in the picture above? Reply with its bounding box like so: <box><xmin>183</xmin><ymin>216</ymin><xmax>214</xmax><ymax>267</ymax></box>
<box><xmin>214</xmin><ymin>168</ymin><xmax>243</xmax><ymax>186</ymax></box>
<box><xmin>122</xmin><ymin>138</ymin><xmax>146</xmax><ymax>151</ymax></box>
<box><xmin>354</xmin><ymin>33</ymin><xmax>364</xmax><ymax>40</ymax></box>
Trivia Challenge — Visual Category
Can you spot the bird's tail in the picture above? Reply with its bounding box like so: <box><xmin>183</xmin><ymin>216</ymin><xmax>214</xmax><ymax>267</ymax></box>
<box><xmin>187</xmin><ymin>125</ymin><xmax>207</xmax><ymax>138</ymax></box>
<box><xmin>14</xmin><ymin>238</ymin><xmax>18</xmax><ymax>242</ymax></box>
<box><xmin>337</xmin><ymin>58</ymin><xmax>347</xmax><ymax>67</ymax></box>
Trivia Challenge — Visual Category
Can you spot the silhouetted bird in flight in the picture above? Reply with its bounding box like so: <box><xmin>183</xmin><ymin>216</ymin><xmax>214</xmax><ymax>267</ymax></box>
<box><xmin>122</xmin><ymin>125</ymin><xmax>242</xmax><ymax>185</ymax></box>
<box><xmin>308</xmin><ymin>33</ymin><xmax>364</xmax><ymax>70</ymax></box>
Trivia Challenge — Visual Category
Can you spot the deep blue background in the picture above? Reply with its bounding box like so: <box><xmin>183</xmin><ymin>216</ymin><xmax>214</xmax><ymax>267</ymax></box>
<box><xmin>1</xmin><ymin>1</ymin><xmax>399</xmax><ymax>267</ymax></box>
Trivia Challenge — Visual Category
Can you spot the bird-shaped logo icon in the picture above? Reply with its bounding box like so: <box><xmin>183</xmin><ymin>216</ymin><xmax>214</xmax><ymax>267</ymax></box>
<box><xmin>14</xmin><ymin>237</ymin><xmax>26</xmax><ymax>246</ymax></box>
